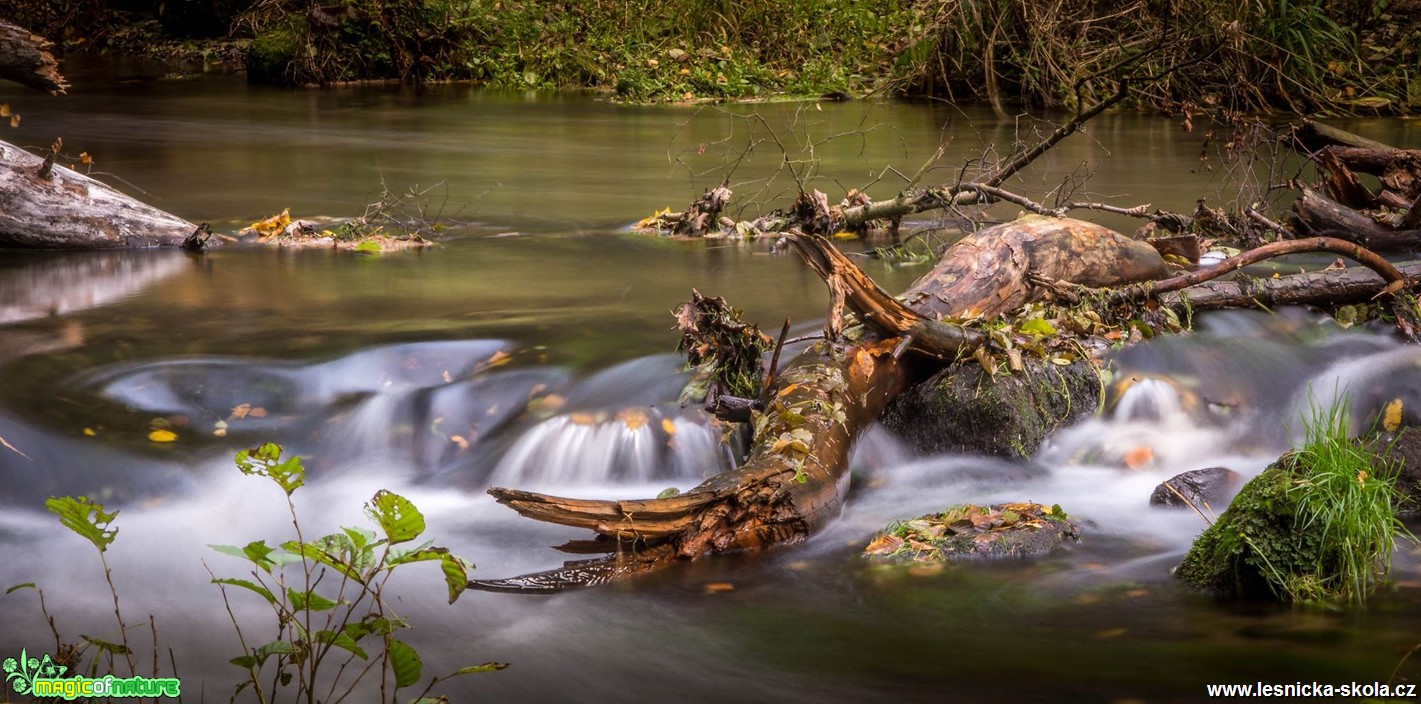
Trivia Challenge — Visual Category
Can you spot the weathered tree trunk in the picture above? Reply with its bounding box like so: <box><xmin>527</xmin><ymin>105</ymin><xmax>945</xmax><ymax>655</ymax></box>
<box><xmin>0</xmin><ymin>21</ymin><xmax>67</xmax><ymax>94</ymax></box>
<box><xmin>1285</xmin><ymin>119</ymin><xmax>1392</xmax><ymax>154</ymax></box>
<box><xmin>1290</xmin><ymin>187</ymin><xmax>1421</xmax><ymax>251</ymax></box>
<box><xmin>474</xmin><ymin>216</ymin><xmax>1167</xmax><ymax>590</ymax></box>
<box><xmin>0</xmin><ymin>138</ymin><xmax>196</xmax><ymax>248</ymax></box>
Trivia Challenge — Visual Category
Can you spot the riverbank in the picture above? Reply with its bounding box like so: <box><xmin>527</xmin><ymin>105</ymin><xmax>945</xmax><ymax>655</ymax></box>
<box><xmin>10</xmin><ymin>0</ymin><xmax>1420</xmax><ymax>113</ymax></box>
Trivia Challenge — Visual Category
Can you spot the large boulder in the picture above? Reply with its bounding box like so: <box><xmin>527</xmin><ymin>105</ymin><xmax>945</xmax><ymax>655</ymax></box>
<box><xmin>881</xmin><ymin>357</ymin><xmax>1100</xmax><ymax>458</ymax></box>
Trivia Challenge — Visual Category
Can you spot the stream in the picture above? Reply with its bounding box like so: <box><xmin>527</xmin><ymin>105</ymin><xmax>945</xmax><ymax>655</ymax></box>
<box><xmin>2</xmin><ymin>59</ymin><xmax>1420</xmax><ymax>703</ymax></box>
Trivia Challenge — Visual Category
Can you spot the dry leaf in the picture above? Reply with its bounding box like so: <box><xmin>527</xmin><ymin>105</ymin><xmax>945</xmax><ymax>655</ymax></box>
<box><xmin>1383</xmin><ymin>398</ymin><xmax>1403</xmax><ymax>432</ymax></box>
<box><xmin>1123</xmin><ymin>445</ymin><xmax>1154</xmax><ymax>469</ymax></box>
<box><xmin>660</xmin><ymin>418</ymin><xmax>677</xmax><ymax>435</ymax></box>
<box><xmin>231</xmin><ymin>403</ymin><xmax>252</xmax><ymax>419</ymax></box>
<box><xmin>703</xmin><ymin>582</ymin><xmax>735</xmax><ymax>593</ymax></box>
<box><xmin>148</xmin><ymin>429</ymin><xmax>178</xmax><ymax>443</ymax></box>
<box><xmin>864</xmin><ymin>533</ymin><xmax>905</xmax><ymax>555</ymax></box>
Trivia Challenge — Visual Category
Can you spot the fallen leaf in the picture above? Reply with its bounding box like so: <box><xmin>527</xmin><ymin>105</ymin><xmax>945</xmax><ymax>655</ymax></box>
<box><xmin>1384</xmin><ymin>398</ymin><xmax>1403</xmax><ymax>432</ymax></box>
<box><xmin>1123</xmin><ymin>445</ymin><xmax>1154</xmax><ymax>469</ymax></box>
<box><xmin>148</xmin><ymin>429</ymin><xmax>178</xmax><ymax>443</ymax></box>
<box><xmin>450</xmin><ymin>435</ymin><xmax>469</xmax><ymax>451</ymax></box>
<box><xmin>661</xmin><ymin>418</ymin><xmax>677</xmax><ymax>435</ymax></box>
<box><xmin>864</xmin><ymin>534</ymin><xmax>905</xmax><ymax>555</ymax></box>
<box><xmin>484</xmin><ymin>350</ymin><xmax>512</xmax><ymax>368</ymax></box>
<box><xmin>231</xmin><ymin>403</ymin><xmax>252</xmax><ymax>420</ymax></box>
<box><xmin>703</xmin><ymin>582</ymin><xmax>734</xmax><ymax>593</ymax></box>
<box><xmin>248</xmin><ymin>407</ymin><xmax>268</xmax><ymax>418</ymax></box>
<box><xmin>83</xmin><ymin>428</ymin><xmax>96</xmax><ymax>437</ymax></box>
<box><xmin>618</xmin><ymin>408</ymin><xmax>649</xmax><ymax>431</ymax></box>
<box><xmin>851</xmin><ymin>348</ymin><xmax>875</xmax><ymax>380</ymax></box>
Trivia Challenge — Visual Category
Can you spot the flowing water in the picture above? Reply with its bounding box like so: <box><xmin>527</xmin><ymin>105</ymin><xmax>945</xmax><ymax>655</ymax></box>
<box><xmin>2</xmin><ymin>59</ymin><xmax>1420</xmax><ymax>703</ymax></box>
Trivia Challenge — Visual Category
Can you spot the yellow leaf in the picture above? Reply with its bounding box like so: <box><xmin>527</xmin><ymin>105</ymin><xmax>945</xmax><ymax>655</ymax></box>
<box><xmin>9</xmin><ymin>115</ymin><xmax>19</xmax><ymax>128</ymax></box>
<box><xmin>1383</xmin><ymin>398</ymin><xmax>1403</xmax><ymax>432</ymax></box>
<box><xmin>248</xmin><ymin>208</ymin><xmax>291</xmax><ymax>239</ymax></box>
<box><xmin>0</xmin><ymin>104</ymin><xmax>9</xmax><ymax>117</ymax></box>
<box><xmin>79</xmin><ymin>152</ymin><xmax>92</xmax><ymax>165</ymax></box>
<box><xmin>851</xmin><ymin>348</ymin><xmax>875</xmax><ymax>380</ymax></box>
<box><xmin>618</xmin><ymin>408</ymin><xmax>649</xmax><ymax>430</ymax></box>
<box><xmin>83</xmin><ymin>427</ymin><xmax>96</xmax><ymax>437</ymax></box>
<box><xmin>148</xmin><ymin>429</ymin><xmax>178</xmax><ymax>443</ymax></box>
<box><xmin>660</xmin><ymin>418</ymin><xmax>677</xmax><ymax>435</ymax></box>
<box><xmin>703</xmin><ymin>582</ymin><xmax>734</xmax><ymax>593</ymax></box>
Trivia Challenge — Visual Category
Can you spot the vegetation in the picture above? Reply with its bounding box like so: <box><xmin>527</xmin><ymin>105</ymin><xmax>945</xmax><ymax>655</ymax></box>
<box><xmin>11</xmin><ymin>0</ymin><xmax>1417</xmax><ymax>110</ymax></box>
<box><xmin>1177</xmin><ymin>402</ymin><xmax>1412</xmax><ymax>604</ymax></box>
<box><xmin>5</xmin><ymin>444</ymin><xmax>504</xmax><ymax>702</ymax></box>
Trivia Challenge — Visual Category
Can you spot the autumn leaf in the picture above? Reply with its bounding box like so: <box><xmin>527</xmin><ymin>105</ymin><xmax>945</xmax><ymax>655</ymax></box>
<box><xmin>1383</xmin><ymin>398</ymin><xmax>1403</xmax><ymax>432</ymax></box>
<box><xmin>864</xmin><ymin>533</ymin><xmax>904</xmax><ymax>555</ymax></box>
<box><xmin>148</xmin><ymin>429</ymin><xmax>178</xmax><ymax>443</ymax></box>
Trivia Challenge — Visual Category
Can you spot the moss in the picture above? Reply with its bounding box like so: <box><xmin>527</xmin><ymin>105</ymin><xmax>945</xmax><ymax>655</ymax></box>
<box><xmin>246</xmin><ymin>23</ymin><xmax>301</xmax><ymax>84</ymax></box>
<box><xmin>1176</xmin><ymin>466</ymin><xmax>1321</xmax><ymax>599</ymax></box>
<box><xmin>881</xmin><ymin>357</ymin><xmax>1100</xmax><ymax>459</ymax></box>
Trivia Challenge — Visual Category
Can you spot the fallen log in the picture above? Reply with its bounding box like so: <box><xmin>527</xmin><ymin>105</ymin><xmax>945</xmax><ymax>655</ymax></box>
<box><xmin>0</xmin><ymin>21</ymin><xmax>67</xmax><ymax>94</ymax></box>
<box><xmin>1285</xmin><ymin>119</ymin><xmax>1392</xmax><ymax>154</ymax></box>
<box><xmin>0</xmin><ymin>138</ymin><xmax>196</xmax><ymax>248</ymax></box>
<box><xmin>1158</xmin><ymin>260</ymin><xmax>1421</xmax><ymax>312</ymax></box>
<box><xmin>474</xmin><ymin>216</ymin><xmax>1167</xmax><ymax>591</ymax></box>
<box><xmin>1290</xmin><ymin>187</ymin><xmax>1421</xmax><ymax>251</ymax></box>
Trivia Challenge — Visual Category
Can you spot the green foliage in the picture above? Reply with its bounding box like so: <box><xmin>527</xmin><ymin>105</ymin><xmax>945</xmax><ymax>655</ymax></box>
<box><xmin>9</xmin><ymin>443</ymin><xmax>502</xmax><ymax>704</ymax></box>
<box><xmin>44</xmin><ymin>496</ymin><xmax>119</xmax><ymax>552</ymax></box>
<box><xmin>235</xmin><ymin>442</ymin><xmax>305</xmax><ymax>495</ymax></box>
<box><xmin>1177</xmin><ymin>400</ymin><xmax>1412</xmax><ymax>604</ymax></box>
<box><xmin>211</xmin><ymin>444</ymin><xmax>496</xmax><ymax>702</ymax></box>
<box><xmin>237</xmin><ymin>0</ymin><xmax>912</xmax><ymax>101</ymax></box>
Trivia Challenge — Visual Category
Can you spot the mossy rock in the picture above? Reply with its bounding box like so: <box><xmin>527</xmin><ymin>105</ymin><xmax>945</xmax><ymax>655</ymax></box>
<box><xmin>1368</xmin><ymin>427</ymin><xmax>1421</xmax><ymax>515</ymax></box>
<box><xmin>864</xmin><ymin>502</ymin><xmax>1079</xmax><ymax>562</ymax></box>
<box><xmin>881</xmin><ymin>357</ymin><xmax>1100</xmax><ymax>458</ymax></box>
<box><xmin>1175</xmin><ymin>466</ymin><xmax>1318</xmax><ymax>599</ymax></box>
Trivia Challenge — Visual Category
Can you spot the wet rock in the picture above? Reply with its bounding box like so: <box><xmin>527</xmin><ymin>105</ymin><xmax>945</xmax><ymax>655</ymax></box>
<box><xmin>1150</xmin><ymin>467</ymin><xmax>1240</xmax><ymax>508</ymax></box>
<box><xmin>881</xmin><ymin>357</ymin><xmax>1100</xmax><ymax>459</ymax></box>
<box><xmin>864</xmin><ymin>502</ymin><xmax>1079</xmax><ymax>562</ymax></box>
<box><xmin>1367</xmin><ymin>427</ymin><xmax>1421</xmax><ymax>515</ymax></box>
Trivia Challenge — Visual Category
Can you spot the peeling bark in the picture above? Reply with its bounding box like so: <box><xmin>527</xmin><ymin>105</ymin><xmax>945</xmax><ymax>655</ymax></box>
<box><xmin>0</xmin><ymin>138</ymin><xmax>196</xmax><ymax>248</ymax></box>
<box><xmin>0</xmin><ymin>22</ymin><xmax>67</xmax><ymax>94</ymax></box>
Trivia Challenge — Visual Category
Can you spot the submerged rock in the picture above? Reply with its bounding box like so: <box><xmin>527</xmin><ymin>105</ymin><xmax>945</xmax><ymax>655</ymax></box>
<box><xmin>1150</xmin><ymin>467</ymin><xmax>1240</xmax><ymax>508</ymax></box>
<box><xmin>881</xmin><ymin>357</ymin><xmax>1100</xmax><ymax>458</ymax></box>
<box><xmin>864</xmin><ymin>502</ymin><xmax>1080</xmax><ymax>562</ymax></box>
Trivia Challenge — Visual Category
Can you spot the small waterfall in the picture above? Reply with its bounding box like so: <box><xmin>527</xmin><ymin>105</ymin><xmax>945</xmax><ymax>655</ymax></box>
<box><xmin>1112</xmin><ymin>377</ymin><xmax>1187</xmax><ymax>423</ymax></box>
<box><xmin>488</xmin><ymin>408</ymin><xmax>729</xmax><ymax>487</ymax></box>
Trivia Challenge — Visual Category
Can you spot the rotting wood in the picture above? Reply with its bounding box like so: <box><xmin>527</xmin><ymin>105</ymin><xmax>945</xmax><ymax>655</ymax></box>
<box><xmin>0</xmin><ymin>21</ymin><xmax>67</xmax><ymax>95</ymax></box>
<box><xmin>1291</xmin><ymin>187</ymin><xmax>1421</xmax><ymax>252</ymax></box>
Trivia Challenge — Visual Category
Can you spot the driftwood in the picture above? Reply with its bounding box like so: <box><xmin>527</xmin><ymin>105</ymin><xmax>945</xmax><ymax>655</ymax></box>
<box><xmin>0</xmin><ymin>21</ymin><xmax>67</xmax><ymax>94</ymax></box>
<box><xmin>0</xmin><ymin>138</ymin><xmax>196</xmax><ymax>248</ymax></box>
<box><xmin>1285</xmin><ymin>118</ymin><xmax>1392</xmax><ymax>154</ymax></box>
<box><xmin>473</xmin><ymin>216</ymin><xmax>1168</xmax><ymax>591</ymax></box>
<box><xmin>1291</xmin><ymin>187</ymin><xmax>1421</xmax><ymax>251</ymax></box>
